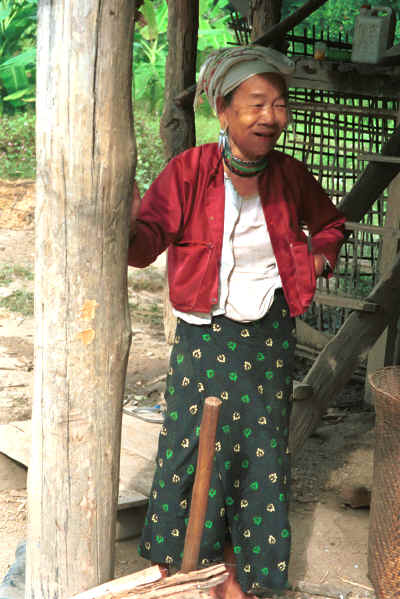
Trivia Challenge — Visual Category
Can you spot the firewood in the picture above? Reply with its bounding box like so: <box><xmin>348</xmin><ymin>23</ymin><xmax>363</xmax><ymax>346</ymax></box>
<box><xmin>70</xmin><ymin>564</ymin><xmax>228</xmax><ymax>599</ymax></box>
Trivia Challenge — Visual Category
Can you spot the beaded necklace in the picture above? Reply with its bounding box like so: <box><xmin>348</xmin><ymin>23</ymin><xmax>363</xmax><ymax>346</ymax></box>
<box><xmin>222</xmin><ymin>138</ymin><xmax>268</xmax><ymax>178</ymax></box>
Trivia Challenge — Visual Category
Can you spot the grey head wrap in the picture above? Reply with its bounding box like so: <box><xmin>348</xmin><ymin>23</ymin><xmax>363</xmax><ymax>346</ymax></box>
<box><xmin>194</xmin><ymin>46</ymin><xmax>295</xmax><ymax>114</ymax></box>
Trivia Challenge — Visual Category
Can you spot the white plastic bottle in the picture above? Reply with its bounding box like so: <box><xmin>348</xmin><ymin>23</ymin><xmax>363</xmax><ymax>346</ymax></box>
<box><xmin>351</xmin><ymin>5</ymin><xmax>395</xmax><ymax>64</ymax></box>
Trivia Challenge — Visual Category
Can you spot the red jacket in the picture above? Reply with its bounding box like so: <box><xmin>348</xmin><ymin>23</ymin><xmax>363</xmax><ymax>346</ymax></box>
<box><xmin>128</xmin><ymin>144</ymin><xmax>346</xmax><ymax>317</ymax></box>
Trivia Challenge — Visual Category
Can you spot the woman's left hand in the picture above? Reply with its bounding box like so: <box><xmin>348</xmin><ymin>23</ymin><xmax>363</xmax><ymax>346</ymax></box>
<box><xmin>313</xmin><ymin>254</ymin><xmax>325</xmax><ymax>277</ymax></box>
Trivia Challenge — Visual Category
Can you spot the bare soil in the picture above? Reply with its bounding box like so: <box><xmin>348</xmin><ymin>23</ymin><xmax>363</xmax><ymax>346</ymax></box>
<box><xmin>0</xmin><ymin>182</ymin><xmax>377</xmax><ymax>597</ymax></box>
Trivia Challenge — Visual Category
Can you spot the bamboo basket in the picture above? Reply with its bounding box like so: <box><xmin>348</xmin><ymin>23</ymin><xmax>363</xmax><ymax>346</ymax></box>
<box><xmin>368</xmin><ymin>366</ymin><xmax>400</xmax><ymax>599</ymax></box>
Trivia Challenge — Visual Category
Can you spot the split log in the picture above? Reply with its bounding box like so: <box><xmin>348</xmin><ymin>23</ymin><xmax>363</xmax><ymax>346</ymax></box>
<box><xmin>26</xmin><ymin>1</ymin><xmax>136</xmax><ymax>597</ymax></box>
<box><xmin>69</xmin><ymin>568</ymin><xmax>376</xmax><ymax>599</ymax></box>
<box><xmin>339</xmin><ymin>126</ymin><xmax>400</xmax><ymax>223</ymax></box>
<box><xmin>69</xmin><ymin>564</ymin><xmax>228</xmax><ymax>599</ymax></box>
<box><xmin>289</xmin><ymin>251</ymin><xmax>400</xmax><ymax>454</ymax></box>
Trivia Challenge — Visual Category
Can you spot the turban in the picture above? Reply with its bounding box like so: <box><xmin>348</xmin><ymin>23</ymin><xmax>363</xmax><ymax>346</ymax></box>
<box><xmin>194</xmin><ymin>46</ymin><xmax>295</xmax><ymax>114</ymax></box>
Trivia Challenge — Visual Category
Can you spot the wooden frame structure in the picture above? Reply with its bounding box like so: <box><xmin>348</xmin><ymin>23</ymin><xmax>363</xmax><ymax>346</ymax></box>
<box><xmin>27</xmin><ymin>1</ymin><xmax>400</xmax><ymax>597</ymax></box>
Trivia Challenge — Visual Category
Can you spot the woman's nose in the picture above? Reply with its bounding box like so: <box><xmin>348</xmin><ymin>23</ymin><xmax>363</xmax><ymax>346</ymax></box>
<box><xmin>259</xmin><ymin>104</ymin><xmax>276</xmax><ymax>123</ymax></box>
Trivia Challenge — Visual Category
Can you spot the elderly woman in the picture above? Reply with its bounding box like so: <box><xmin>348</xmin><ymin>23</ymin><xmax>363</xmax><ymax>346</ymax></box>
<box><xmin>128</xmin><ymin>47</ymin><xmax>345</xmax><ymax>598</ymax></box>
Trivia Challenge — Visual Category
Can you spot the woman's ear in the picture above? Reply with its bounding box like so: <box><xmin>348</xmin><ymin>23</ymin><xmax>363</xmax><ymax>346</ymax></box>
<box><xmin>216</xmin><ymin>96</ymin><xmax>226</xmax><ymax>127</ymax></box>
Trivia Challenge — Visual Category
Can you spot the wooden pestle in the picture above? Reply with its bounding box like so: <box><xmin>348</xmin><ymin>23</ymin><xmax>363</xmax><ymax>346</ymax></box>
<box><xmin>181</xmin><ymin>396</ymin><xmax>222</xmax><ymax>573</ymax></box>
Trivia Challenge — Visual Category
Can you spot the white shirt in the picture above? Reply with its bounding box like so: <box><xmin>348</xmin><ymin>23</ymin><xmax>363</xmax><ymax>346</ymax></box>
<box><xmin>173</xmin><ymin>176</ymin><xmax>282</xmax><ymax>324</ymax></box>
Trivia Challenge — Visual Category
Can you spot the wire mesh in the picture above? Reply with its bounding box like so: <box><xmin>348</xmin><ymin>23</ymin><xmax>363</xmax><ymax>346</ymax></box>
<box><xmin>224</xmin><ymin>19</ymin><xmax>399</xmax><ymax>333</ymax></box>
<box><xmin>277</xmin><ymin>29</ymin><xmax>399</xmax><ymax>334</ymax></box>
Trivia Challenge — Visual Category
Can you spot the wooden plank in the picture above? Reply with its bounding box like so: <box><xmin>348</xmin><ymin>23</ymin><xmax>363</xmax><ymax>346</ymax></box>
<box><xmin>290</xmin><ymin>100</ymin><xmax>397</xmax><ymax>119</ymax></box>
<box><xmin>345</xmin><ymin>221</ymin><xmax>400</xmax><ymax>238</ymax></box>
<box><xmin>0</xmin><ymin>420</ymin><xmax>31</xmax><ymax>466</ymax></box>
<box><xmin>293</xmin><ymin>381</ymin><xmax>313</xmax><ymax>401</ymax></box>
<box><xmin>291</xmin><ymin>57</ymin><xmax>400</xmax><ymax>98</ymax></box>
<box><xmin>0</xmin><ymin>452</ymin><xmax>27</xmax><ymax>491</ymax></box>
<box><xmin>313</xmin><ymin>292</ymin><xmax>378</xmax><ymax>312</ymax></box>
<box><xmin>295</xmin><ymin>319</ymin><xmax>331</xmax><ymax>350</ymax></box>
<box><xmin>358</xmin><ymin>152</ymin><xmax>400</xmax><ymax>164</ymax></box>
<box><xmin>0</xmin><ymin>415</ymin><xmax>161</xmax><ymax>501</ymax></box>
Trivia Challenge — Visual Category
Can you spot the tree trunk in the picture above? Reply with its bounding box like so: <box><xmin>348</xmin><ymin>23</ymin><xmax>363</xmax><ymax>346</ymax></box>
<box><xmin>289</xmin><ymin>251</ymin><xmax>400</xmax><ymax>455</ymax></box>
<box><xmin>160</xmin><ymin>0</ymin><xmax>199</xmax><ymax>344</ymax></box>
<box><xmin>250</xmin><ymin>0</ymin><xmax>282</xmax><ymax>42</ymax></box>
<box><xmin>26</xmin><ymin>2</ymin><xmax>136</xmax><ymax>598</ymax></box>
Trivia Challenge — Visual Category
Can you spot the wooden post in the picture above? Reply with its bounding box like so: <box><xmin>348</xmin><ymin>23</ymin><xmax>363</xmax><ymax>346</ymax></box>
<box><xmin>160</xmin><ymin>0</ymin><xmax>199</xmax><ymax>344</ymax></box>
<box><xmin>365</xmin><ymin>173</ymin><xmax>400</xmax><ymax>402</ymax></box>
<box><xmin>250</xmin><ymin>0</ymin><xmax>282</xmax><ymax>43</ymax></box>
<box><xmin>26</xmin><ymin>1</ymin><xmax>136</xmax><ymax>598</ymax></box>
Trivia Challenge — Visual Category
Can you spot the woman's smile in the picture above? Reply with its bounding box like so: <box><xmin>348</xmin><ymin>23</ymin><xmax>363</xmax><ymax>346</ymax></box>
<box><xmin>217</xmin><ymin>73</ymin><xmax>289</xmax><ymax>162</ymax></box>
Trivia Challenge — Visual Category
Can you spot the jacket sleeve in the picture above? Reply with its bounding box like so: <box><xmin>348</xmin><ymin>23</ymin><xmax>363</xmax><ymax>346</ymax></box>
<box><xmin>298</xmin><ymin>166</ymin><xmax>346</xmax><ymax>272</ymax></box>
<box><xmin>128</xmin><ymin>157</ymin><xmax>185</xmax><ymax>268</ymax></box>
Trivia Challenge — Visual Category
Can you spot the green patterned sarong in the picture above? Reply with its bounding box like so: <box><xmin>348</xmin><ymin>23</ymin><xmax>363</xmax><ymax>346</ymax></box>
<box><xmin>139</xmin><ymin>290</ymin><xmax>295</xmax><ymax>595</ymax></box>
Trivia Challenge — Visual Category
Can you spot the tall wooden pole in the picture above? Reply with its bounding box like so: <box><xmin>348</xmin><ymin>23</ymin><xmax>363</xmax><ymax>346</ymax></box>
<box><xmin>26</xmin><ymin>1</ymin><xmax>136</xmax><ymax>598</ymax></box>
<box><xmin>160</xmin><ymin>0</ymin><xmax>199</xmax><ymax>343</ymax></box>
<box><xmin>250</xmin><ymin>0</ymin><xmax>282</xmax><ymax>43</ymax></box>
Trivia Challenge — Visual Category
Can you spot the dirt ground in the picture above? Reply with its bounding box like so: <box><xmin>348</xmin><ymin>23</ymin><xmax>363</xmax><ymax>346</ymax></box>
<box><xmin>0</xmin><ymin>181</ymin><xmax>377</xmax><ymax>597</ymax></box>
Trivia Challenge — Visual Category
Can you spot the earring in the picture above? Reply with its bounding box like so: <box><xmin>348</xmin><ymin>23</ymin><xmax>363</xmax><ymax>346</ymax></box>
<box><xmin>218</xmin><ymin>126</ymin><xmax>229</xmax><ymax>152</ymax></box>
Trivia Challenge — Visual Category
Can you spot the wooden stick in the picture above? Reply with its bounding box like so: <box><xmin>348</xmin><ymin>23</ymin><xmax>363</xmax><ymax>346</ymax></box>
<box><xmin>181</xmin><ymin>396</ymin><xmax>222</xmax><ymax>573</ymax></box>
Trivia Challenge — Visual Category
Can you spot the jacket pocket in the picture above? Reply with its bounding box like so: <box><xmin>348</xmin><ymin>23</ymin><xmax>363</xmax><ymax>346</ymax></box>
<box><xmin>289</xmin><ymin>241</ymin><xmax>316</xmax><ymax>307</ymax></box>
<box><xmin>168</xmin><ymin>241</ymin><xmax>213</xmax><ymax>310</ymax></box>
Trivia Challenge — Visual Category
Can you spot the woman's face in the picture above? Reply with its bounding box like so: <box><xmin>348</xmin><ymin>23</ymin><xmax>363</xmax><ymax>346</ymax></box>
<box><xmin>217</xmin><ymin>72</ymin><xmax>289</xmax><ymax>162</ymax></box>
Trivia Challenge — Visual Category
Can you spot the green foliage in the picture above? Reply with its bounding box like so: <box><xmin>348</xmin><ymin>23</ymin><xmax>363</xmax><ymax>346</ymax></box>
<box><xmin>0</xmin><ymin>263</ymin><xmax>33</xmax><ymax>285</ymax></box>
<box><xmin>133</xmin><ymin>0</ymin><xmax>168</xmax><ymax>114</ymax></box>
<box><xmin>0</xmin><ymin>111</ymin><xmax>35</xmax><ymax>178</ymax></box>
<box><xmin>0</xmin><ymin>288</ymin><xmax>33</xmax><ymax>315</ymax></box>
<box><xmin>133</xmin><ymin>0</ymin><xmax>235</xmax><ymax>115</ymax></box>
<box><xmin>0</xmin><ymin>0</ymin><xmax>37</xmax><ymax>113</ymax></box>
<box><xmin>282</xmin><ymin>0</ymin><xmax>400</xmax><ymax>40</ymax></box>
<box><xmin>134</xmin><ymin>107</ymin><xmax>165</xmax><ymax>191</ymax></box>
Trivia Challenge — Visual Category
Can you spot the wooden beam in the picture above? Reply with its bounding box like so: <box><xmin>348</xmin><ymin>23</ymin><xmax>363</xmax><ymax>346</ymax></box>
<box><xmin>290</xmin><ymin>100</ymin><xmax>398</xmax><ymax>119</ymax></box>
<box><xmin>313</xmin><ymin>291</ymin><xmax>378</xmax><ymax>313</ymax></box>
<box><xmin>339</xmin><ymin>126</ymin><xmax>400</xmax><ymax>223</ymax></box>
<box><xmin>26</xmin><ymin>1</ymin><xmax>136</xmax><ymax>597</ymax></box>
<box><xmin>289</xmin><ymin>250</ymin><xmax>400</xmax><ymax>454</ymax></box>
<box><xmin>290</xmin><ymin>57</ymin><xmax>400</xmax><ymax>98</ymax></box>
<box><xmin>252</xmin><ymin>0</ymin><xmax>328</xmax><ymax>47</ymax></box>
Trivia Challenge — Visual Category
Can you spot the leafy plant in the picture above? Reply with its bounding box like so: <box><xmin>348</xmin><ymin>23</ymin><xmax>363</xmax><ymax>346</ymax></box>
<box><xmin>133</xmin><ymin>0</ymin><xmax>168</xmax><ymax>114</ymax></box>
<box><xmin>0</xmin><ymin>288</ymin><xmax>34</xmax><ymax>315</ymax></box>
<box><xmin>282</xmin><ymin>0</ymin><xmax>400</xmax><ymax>41</ymax></box>
<box><xmin>0</xmin><ymin>264</ymin><xmax>33</xmax><ymax>285</ymax></box>
<box><xmin>0</xmin><ymin>0</ymin><xmax>37</xmax><ymax>113</ymax></box>
<box><xmin>0</xmin><ymin>111</ymin><xmax>35</xmax><ymax>178</ymax></box>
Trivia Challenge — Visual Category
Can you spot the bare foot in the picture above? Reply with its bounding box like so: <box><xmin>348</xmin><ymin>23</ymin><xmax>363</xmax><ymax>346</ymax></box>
<box><xmin>212</xmin><ymin>563</ymin><xmax>257</xmax><ymax>599</ymax></box>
